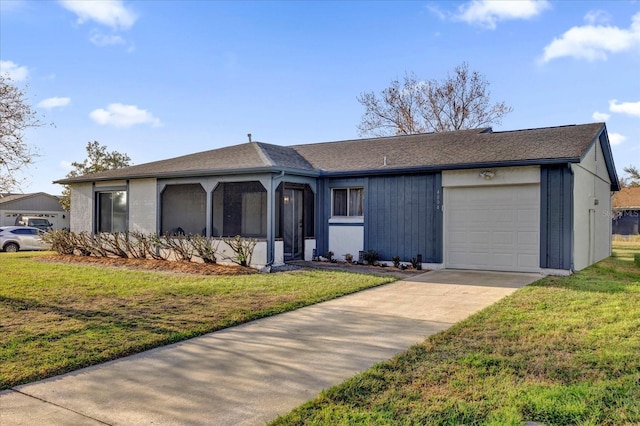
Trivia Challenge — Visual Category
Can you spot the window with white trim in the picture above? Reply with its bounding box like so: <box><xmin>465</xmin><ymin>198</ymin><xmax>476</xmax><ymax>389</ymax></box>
<box><xmin>332</xmin><ymin>188</ymin><xmax>363</xmax><ymax>217</ymax></box>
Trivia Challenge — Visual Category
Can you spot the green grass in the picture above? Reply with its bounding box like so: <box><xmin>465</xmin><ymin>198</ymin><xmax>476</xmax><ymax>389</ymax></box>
<box><xmin>272</xmin><ymin>242</ymin><xmax>640</xmax><ymax>426</ymax></box>
<box><xmin>0</xmin><ymin>252</ymin><xmax>395</xmax><ymax>390</ymax></box>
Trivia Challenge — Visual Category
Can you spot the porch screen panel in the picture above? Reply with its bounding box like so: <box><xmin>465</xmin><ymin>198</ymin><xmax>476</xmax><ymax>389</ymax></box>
<box><xmin>161</xmin><ymin>184</ymin><xmax>206</xmax><ymax>235</ymax></box>
<box><xmin>212</xmin><ymin>181</ymin><xmax>267</xmax><ymax>238</ymax></box>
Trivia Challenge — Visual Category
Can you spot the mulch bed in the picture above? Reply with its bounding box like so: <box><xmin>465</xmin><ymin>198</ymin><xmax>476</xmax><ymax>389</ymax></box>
<box><xmin>37</xmin><ymin>254</ymin><xmax>257</xmax><ymax>276</ymax></box>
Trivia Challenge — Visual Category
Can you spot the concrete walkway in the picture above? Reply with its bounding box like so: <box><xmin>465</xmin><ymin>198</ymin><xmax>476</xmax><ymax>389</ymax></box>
<box><xmin>0</xmin><ymin>269</ymin><xmax>541</xmax><ymax>425</ymax></box>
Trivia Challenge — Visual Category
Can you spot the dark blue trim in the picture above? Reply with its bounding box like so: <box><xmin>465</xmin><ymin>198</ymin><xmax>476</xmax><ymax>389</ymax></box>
<box><xmin>318</xmin><ymin>158</ymin><xmax>582</xmax><ymax>178</ymax></box>
<box><xmin>540</xmin><ymin>165</ymin><xmax>573</xmax><ymax>270</ymax></box>
<box><xmin>328</xmin><ymin>221</ymin><xmax>365</xmax><ymax>226</ymax></box>
<box><xmin>596</xmin><ymin>125</ymin><xmax>620</xmax><ymax>191</ymax></box>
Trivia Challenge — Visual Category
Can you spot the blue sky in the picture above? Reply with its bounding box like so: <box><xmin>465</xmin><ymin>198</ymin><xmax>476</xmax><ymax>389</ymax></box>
<box><xmin>1</xmin><ymin>0</ymin><xmax>639</xmax><ymax>195</ymax></box>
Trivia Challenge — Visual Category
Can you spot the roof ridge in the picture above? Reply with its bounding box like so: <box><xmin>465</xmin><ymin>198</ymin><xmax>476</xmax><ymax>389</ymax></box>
<box><xmin>489</xmin><ymin>123</ymin><xmax>602</xmax><ymax>135</ymax></box>
<box><xmin>252</xmin><ymin>142</ymin><xmax>275</xmax><ymax>166</ymax></box>
<box><xmin>290</xmin><ymin>127</ymin><xmax>491</xmax><ymax>148</ymax></box>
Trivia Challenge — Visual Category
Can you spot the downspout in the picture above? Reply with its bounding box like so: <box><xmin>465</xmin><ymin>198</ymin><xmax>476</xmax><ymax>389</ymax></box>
<box><xmin>268</xmin><ymin>171</ymin><xmax>286</xmax><ymax>266</ymax></box>
<box><xmin>568</xmin><ymin>163</ymin><xmax>575</xmax><ymax>273</ymax></box>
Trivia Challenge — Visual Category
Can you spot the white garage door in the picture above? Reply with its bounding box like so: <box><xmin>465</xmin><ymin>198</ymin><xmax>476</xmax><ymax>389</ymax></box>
<box><xmin>445</xmin><ymin>184</ymin><xmax>540</xmax><ymax>272</ymax></box>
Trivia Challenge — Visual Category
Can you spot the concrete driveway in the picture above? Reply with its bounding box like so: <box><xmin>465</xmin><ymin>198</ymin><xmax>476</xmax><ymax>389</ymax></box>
<box><xmin>0</xmin><ymin>269</ymin><xmax>541</xmax><ymax>425</ymax></box>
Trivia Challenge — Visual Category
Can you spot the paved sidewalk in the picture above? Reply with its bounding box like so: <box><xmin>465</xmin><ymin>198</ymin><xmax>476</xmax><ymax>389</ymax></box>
<box><xmin>0</xmin><ymin>270</ymin><xmax>541</xmax><ymax>425</ymax></box>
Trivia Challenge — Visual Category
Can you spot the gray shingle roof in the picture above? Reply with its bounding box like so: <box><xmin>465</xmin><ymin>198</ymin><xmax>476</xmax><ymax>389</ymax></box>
<box><xmin>292</xmin><ymin>123</ymin><xmax>605</xmax><ymax>172</ymax></box>
<box><xmin>56</xmin><ymin>123</ymin><xmax>607</xmax><ymax>184</ymax></box>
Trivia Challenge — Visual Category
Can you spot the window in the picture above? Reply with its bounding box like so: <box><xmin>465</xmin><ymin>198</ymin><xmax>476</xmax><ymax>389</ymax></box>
<box><xmin>212</xmin><ymin>181</ymin><xmax>267</xmax><ymax>238</ymax></box>
<box><xmin>332</xmin><ymin>188</ymin><xmax>363</xmax><ymax>217</ymax></box>
<box><xmin>97</xmin><ymin>191</ymin><xmax>127</xmax><ymax>233</ymax></box>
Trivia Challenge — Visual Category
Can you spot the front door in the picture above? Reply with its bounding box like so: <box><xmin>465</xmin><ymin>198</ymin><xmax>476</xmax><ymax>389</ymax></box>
<box><xmin>283</xmin><ymin>188</ymin><xmax>304</xmax><ymax>260</ymax></box>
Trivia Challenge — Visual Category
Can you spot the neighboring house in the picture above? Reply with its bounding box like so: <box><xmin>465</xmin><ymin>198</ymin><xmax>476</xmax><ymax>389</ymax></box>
<box><xmin>612</xmin><ymin>187</ymin><xmax>640</xmax><ymax>235</ymax></box>
<box><xmin>0</xmin><ymin>192</ymin><xmax>70</xmax><ymax>230</ymax></box>
<box><xmin>55</xmin><ymin>122</ymin><xmax>618</xmax><ymax>274</ymax></box>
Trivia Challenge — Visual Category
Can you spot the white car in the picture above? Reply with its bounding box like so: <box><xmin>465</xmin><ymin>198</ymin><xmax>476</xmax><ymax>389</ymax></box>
<box><xmin>0</xmin><ymin>226</ymin><xmax>49</xmax><ymax>252</ymax></box>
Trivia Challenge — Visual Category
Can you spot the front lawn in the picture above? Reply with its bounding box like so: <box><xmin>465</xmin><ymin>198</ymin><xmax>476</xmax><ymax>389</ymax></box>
<box><xmin>273</xmin><ymin>243</ymin><xmax>640</xmax><ymax>425</ymax></box>
<box><xmin>0</xmin><ymin>252</ymin><xmax>395</xmax><ymax>390</ymax></box>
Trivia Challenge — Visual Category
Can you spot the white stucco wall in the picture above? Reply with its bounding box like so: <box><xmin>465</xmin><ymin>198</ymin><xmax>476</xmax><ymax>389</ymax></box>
<box><xmin>572</xmin><ymin>141</ymin><xmax>612</xmax><ymax>271</ymax></box>
<box><xmin>442</xmin><ymin>165</ymin><xmax>541</xmax><ymax>188</ymax></box>
<box><xmin>70</xmin><ymin>182</ymin><xmax>93</xmax><ymax>233</ymax></box>
<box><xmin>274</xmin><ymin>240</ymin><xmax>284</xmax><ymax>266</ymax></box>
<box><xmin>129</xmin><ymin>178</ymin><xmax>157</xmax><ymax>234</ymax></box>
<box><xmin>215</xmin><ymin>239</ymin><xmax>268</xmax><ymax>267</ymax></box>
<box><xmin>304</xmin><ymin>238</ymin><xmax>316</xmax><ymax>261</ymax></box>
<box><xmin>328</xmin><ymin>223</ymin><xmax>364</xmax><ymax>261</ymax></box>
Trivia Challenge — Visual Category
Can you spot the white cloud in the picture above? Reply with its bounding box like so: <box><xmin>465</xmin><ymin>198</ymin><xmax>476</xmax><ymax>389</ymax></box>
<box><xmin>0</xmin><ymin>60</ymin><xmax>29</xmax><ymax>81</ymax></box>
<box><xmin>58</xmin><ymin>0</ymin><xmax>137</xmax><ymax>30</ymax></box>
<box><xmin>90</xmin><ymin>103</ymin><xmax>162</xmax><ymax>128</ymax></box>
<box><xmin>456</xmin><ymin>0</ymin><xmax>549</xmax><ymax>30</ymax></box>
<box><xmin>89</xmin><ymin>32</ymin><xmax>126</xmax><ymax>47</ymax></box>
<box><xmin>609</xmin><ymin>99</ymin><xmax>640</xmax><ymax>118</ymax></box>
<box><xmin>592</xmin><ymin>111</ymin><xmax>610</xmax><ymax>121</ymax></box>
<box><xmin>541</xmin><ymin>12</ymin><xmax>640</xmax><ymax>62</ymax></box>
<box><xmin>37</xmin><ymin>97</ymin><xmax>71</xmax><ymax>109</ymax></box>
<box><xmin>584</xmin><ymin>10</ymin><xmax>611</xmax><ymax>25</ymax></box>
<box><xmin>608</xmin><ymin>132</ymin><xmax>626</xmax><ymax>146</ymax></box>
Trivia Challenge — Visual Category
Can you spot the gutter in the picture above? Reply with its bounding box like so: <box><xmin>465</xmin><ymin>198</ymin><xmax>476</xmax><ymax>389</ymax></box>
<box><xmin>568</xmin><ymin>162</ymin><xmax>575</xmax><ymax>274</ymax></box>
<box><xmin>54</xmin><ymin>166</ymin><xmax>319</xmax><ymax>185</ymax></box>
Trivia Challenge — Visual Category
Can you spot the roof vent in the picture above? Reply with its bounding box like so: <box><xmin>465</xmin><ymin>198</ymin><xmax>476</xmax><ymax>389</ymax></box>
<box><xmin>383</xmin><ymin>156</ymin><xmax>388</xmax><ymax>166</ymax></box>
<box><xmin>247</xmin><ymin>133</ymin><xmax>252</xmax><ymax>142</ymax></box>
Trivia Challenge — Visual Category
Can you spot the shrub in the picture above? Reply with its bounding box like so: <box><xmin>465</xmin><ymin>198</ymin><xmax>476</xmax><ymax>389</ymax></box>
<box><xmin>344</xmin><ymin>253</ymin><xmax>353</xmax><ymax>263</ymax></box>
<box><xmin>392</xmin><ymin>256</ymin><xmax>401</xmax><ymax>268</ymax></box>
<box><xmin>162</xmin><ymin>234</ymin><xmax>195</xmax><ymax>262</ymax></box>
<box><xmin>410</xmin><ymin>257</ymin><xmax>420</xmax><ymax>269</ymax></box>
<box><xmin>363</xmin><ymin>250</ymin><xmax>380</xmax><ymax>265</ymax></box>
<box><xmin>42</xmin><ymin>229</ymin><xmax>74</xmax><ymax>255</ymax></box>
<box><xmin>190</xmin><ymin>234</ymin><xmax>220</xmax><ymax>264</ymax></box>
<box><xmin>324</xmin><ymin>251</ymin><xmax>334</xmax><ymax>262</ymax></box>
<box><xmin>223</xmin><ymin>235</ymin><xmax>256</xmax><ymax>267</ymax></box>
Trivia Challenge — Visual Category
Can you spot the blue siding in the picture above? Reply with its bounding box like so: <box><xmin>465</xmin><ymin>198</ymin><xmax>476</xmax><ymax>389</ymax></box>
<box><xmin>540</xmin><ymin>165</ymin><xmax>573</xmax><ymax>270</ymax></box>
<box><xmin>364</xmin><ymin>174</ymin><xmax>442</xmax><ymax>262</ymax></box>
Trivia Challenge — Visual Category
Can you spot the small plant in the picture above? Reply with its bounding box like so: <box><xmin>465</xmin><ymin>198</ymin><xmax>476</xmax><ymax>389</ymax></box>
<box><xmin>410</xmin><ymin>257</ymin><xmax>420</xmax><ymax>269</ymax></box>
<box><xmin>223</xmin><ymin>235</ymin><xmax>256</xmax><ymax>267</ymax></box>
<box><xmin>162</xmin><ymin>233</ymin><xmax>195</xmax><ymax>262</ymax></box>
<box><xmin>363</xmin><ymin>250</ymin><xmax>380</xmax><ymax>265</ymax></box>
<box><xmin>190</xmin><ymin>234</ymin><xmax>220</xmax><ymax>264</ymax></box>
<box><xmin>392</xmin><ymin>256</ymin><xmax>401</xmax><ymax>268</ymax></box>
<box><xmin>324</xmin><ymin>251</ymin><xmax>334</xmax><ymax>262</ymax></box>
<box><xmin>42</xmin><ymin>229</ymin><xmax>74</xmax><ymax>255</ymax></box>
<box><xmin>400</xmin><ymin>263</ymin><xmax>408</xmax><ymax>270</ymax></box>
<box><xmin>344</xmin><ymin>253</ymin><xmax>354</xmax><ymax>263</ymax></box>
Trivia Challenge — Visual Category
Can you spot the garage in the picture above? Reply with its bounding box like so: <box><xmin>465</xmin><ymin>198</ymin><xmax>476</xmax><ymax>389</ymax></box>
<box><xmin>445</xmin><ymin>184</ymin><xmax>540</xmax><ymax>272</ymax></box>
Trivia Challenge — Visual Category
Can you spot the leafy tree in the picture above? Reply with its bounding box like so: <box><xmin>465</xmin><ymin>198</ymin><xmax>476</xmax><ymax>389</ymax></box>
<box><xmin>59</xmin><ymin>141</ymin><xmax>131</xmax><ymax>210</ymax></box>
<box><xmin>357</xmin><ymin>62</ymin><xmax>512</xmax><ymax>137</ymax></box>
<box><xmin>0</xmin><ymin>75</ymin><xmax>46</xmax><ymax>192</ymax></box>
<box><xmin>619</xmin><ymin>165</ymin><xmax>640</xmax><ymax>188</ymax></box>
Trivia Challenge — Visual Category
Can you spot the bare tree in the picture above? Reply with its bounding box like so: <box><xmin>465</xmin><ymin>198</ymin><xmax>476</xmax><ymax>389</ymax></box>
<box><xmin>357</xmin><ymin>62</ymin><xmax>513</xmax><ymax>137</ymax></box>
<box><xmin>0</xmin><ymin>75</ymin><xmax>45</xmax><ymax>192</ymax></box>
<box><xmin>59</xmin><ymin>141</ymin><xmax>131</xmax><ymax>210</ymax></box>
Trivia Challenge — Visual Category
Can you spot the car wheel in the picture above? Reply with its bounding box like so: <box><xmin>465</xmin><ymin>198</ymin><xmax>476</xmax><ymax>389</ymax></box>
<box><xmin>3</xmin><ymin>243</ymin><xmax>19</xmax><ymax>253</ymax></box>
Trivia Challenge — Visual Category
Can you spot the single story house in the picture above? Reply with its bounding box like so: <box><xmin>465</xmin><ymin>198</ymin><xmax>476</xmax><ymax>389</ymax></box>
<box><xmin>612</xmin><ymin>186</ymin><xmax>640</xmax><ymax>235</ymax></box>
<box><xmin>56</xmin><ymin>122</ymin><xmax>618</xmax><ymax>274</ymax></box>
<box><xmin>0</xmin><ymin>192</ymin><xmax>70</xmax><ymax>229</ymax></box>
